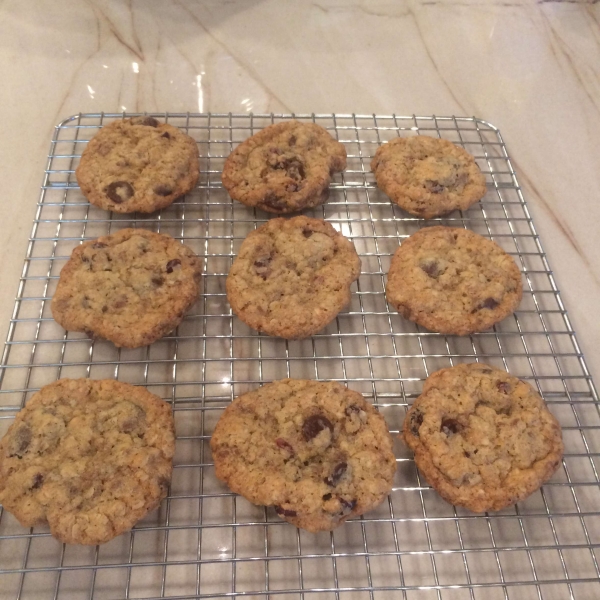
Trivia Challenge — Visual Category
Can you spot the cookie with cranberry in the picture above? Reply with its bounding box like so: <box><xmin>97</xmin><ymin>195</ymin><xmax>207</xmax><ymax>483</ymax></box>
<box><xmin>371</xmin><ymin>136</ymin><xmax>486</xmax><ymax>218</ymax></box>
<box><xmin>210</xmin><ymin>379</ymin><xmax>396</xmax><ymax>532</ymax></box>
<box><xmin>226</xmin><ymin>216</ymin><xmax>360</xmax><ymax>339</ymax></box>
<box><xmin>76</xmin><ymin>116</ymin><xmax>199</xmax><ymax>213</ymax></box>
<box><xmin>221</xmin><ymin>120</ymin><xmax>346</xmax><ymax>213</ymax></box>
<box><xmin>386</xmin><ymin>226</ymin><xmax>522</xmax><ymax>335</ymax></box>
<box><xmin>403</xmin><ymin>363</ymin><xmax>563</xmax><ymax>512</ymax></box>
<box><xmin>0</xmin><ymin>379</ymin><xmax>175</xmax><ymax>545</ymax></box>
<box><xmin>52</xmin><ymin>228</ymin><xmax>201</xmax><ymax>348</ymax></box>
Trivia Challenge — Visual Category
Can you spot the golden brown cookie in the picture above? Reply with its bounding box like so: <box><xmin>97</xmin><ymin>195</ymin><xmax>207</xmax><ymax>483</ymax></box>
<box><xmin>211</xmin><ymin>379</ymin><xmax>396</xmax><ymax>532</ymax></box>
<box><xmin>52</xmin><ymin>228</ymin><xmax>202</xmax><ymax>348</ymax></box>
<box><xmin>226</xmin><ymin>216</ymin><xmax>361</xmax><ymax>339</ymax></box>
<box><xmin>221</xmin><ymin>120</ymin><xmax>346</xmax><ymax>213</ymax></box>
<box><xmin>386</xmin><ymin>226</ymin><xmax>522</xmax><ymax>335</ymax></box>
<box><xmin>76</xmin><ymin>117</ymin><xmax>199</xmax><ymax>213</ymax></box>
<box><xmin>371</xmin><ymin>136</ymin><xmax>486</xmax><ymax>218</ymax></box>
<box><xmin>0</xmin><ymin>379</ymin><xmax>175</xmax><ymax>545</ymax></box>
<box><xmin>403</xmin><ymin>363</ymin><xmax>563</xmax><ymax>512</ymax></box>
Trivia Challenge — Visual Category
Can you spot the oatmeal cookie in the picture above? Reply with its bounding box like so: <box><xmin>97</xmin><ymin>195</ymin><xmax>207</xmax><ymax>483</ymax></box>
<box><xmin>403</xmin><ymin>363</ymin><xmax>563</xmax><ymax>512</ymax></box>
<box><xmin>221</xmin><ymin>120</ymin><xmax>346</xmax><ymax>213</ymax></box>
<box><xmin>211</xmin><ymin>379</ymin><xmax>396</xmax><ymax>532</ymax></box>
<box><xmin>226</xmin><ymin>216</ymin><xmax>361</xmax><ymax>339</ymax></box>
<box><xmin>0</xmin><ymin>379</ymin><xmax>175</xmax><ymax>545</ymax></box>
<box><xmin>76</xmin><ymin>116</ymin><xmax>199</xmax><ymax>213</ymax></box>
<box><xmin>371</xmin><ymin>136</ymin><xmax>486</xmax><ymax>218</ymax></box>
<box><xmin>52</xmin><ymin>228</ymin><xmax>202</xmax><ymax>348</ymax></box>
<box><xmin>386</xmin><ymin>226</ymin><xmax>522</xmax><ymax>335</ymax></box>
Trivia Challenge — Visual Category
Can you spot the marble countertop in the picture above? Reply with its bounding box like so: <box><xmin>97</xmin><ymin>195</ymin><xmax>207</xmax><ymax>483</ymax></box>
<box><xmin>1</xmin><ymin>0</ymin><xmax>600</xmax><ymax>595</ymax></box>
<box><xmin>2</xmin><ymin>0</ymin><xmax>599</xmax><ymax>381</ymax></box>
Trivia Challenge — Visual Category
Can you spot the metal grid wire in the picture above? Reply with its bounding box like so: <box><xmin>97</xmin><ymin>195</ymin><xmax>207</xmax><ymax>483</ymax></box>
<box><xmin>0</xmin><ymin>113</ymin><xmax>599</xmax><ymax>600</ymax></box>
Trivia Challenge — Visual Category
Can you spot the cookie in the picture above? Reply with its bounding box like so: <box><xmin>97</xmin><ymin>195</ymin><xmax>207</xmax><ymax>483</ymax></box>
<box><xmin>226</xmin><ymin>216</ymin><xmax>361</xmax><ymax>339</ymax></box>
<box><xmin>403</xmin><ymin>363</ymin><xmax>563</xmax><ymax>512</ymax></box>
<box><xmin>221</xmin><ymin>120</ymin><xmax>346</xmax><ymax>213</ymax></box>
<box><xmin>52</xmin><ymin>228</ymin><xmax>202</xmax><ymax>348</ymax></box>
<box><xmin>386</xmin><ymin>226</ymin><xmax>522</xmax><ymax>335</ymax></box>
<box><xmin>211</xmin><ymin>379</ymin><xmax>396</xmax><ymax>532</ymax></box>
<box><xmin>76</xmin><ymin>117</ymin><xmax>199</xmax><ymax>213</ymax></box>
<box><xmin>0</xmin><ymin>379</ymin><xmax>175</xmax><ymax>545</ymax></box>
<box><xmin>371</xmin><ymin>136</ymin><xmax>486</xmax><ymax>218</ymax></box>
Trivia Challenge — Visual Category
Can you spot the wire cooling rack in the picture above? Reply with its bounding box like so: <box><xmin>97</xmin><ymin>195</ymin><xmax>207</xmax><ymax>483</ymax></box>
<box><xmin>1</xmin><ymin>113</ymin><xmax>599</xmax><ymax>600</ymax></box>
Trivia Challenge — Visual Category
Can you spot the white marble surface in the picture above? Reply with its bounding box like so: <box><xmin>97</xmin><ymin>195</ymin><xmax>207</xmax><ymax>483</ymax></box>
<box><xmin>1</xmin><ymin>0</ymin><xmax>600</xmax><ymax>596</ymax></box>
<box><xmin>1</xmin><ymin>0</ymin><xmax>599</xmax><ymax>381</ymax></box>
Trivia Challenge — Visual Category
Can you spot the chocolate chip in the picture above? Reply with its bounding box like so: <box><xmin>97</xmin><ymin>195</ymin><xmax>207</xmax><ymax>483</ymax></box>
<box><xmin>345</xmin><ymin>405</ymin><xmax>361</xmax><ymax>416</ymax></box>
<box><xmin>32</xmin><ymin>474</ymin><xmax>44</xmax><ymax>489</ymax></box>
<box><xmin>275</xmin><ymin>506</ymin><xmax>297</xmax><ymax>517</ymax></box>
<box><xmin>275</xmin><ymin>438</ymin><xmax>294</xmax><ymax>454</ymax></box>
<box><xmin>473</xmin><ymin>297</ymin><xmax>499</xmax><ymax>312</ymax></box>
<box><xmin>151</xmin><ymin>275</ymin><xmax>165</xmax><ymax>287</ymax></box>
<box><xmin>324</xmin><ymin>462</ymin><xmax>347</xmax><ymax>486</ymax></box>
<box><xmin>262</xmin><ymin>192</ymin><xmax>285</xmax><ymax>210</ymax></box>
<box><xmin>101</xmin><ymin>305</ymin><xmax>108</xmax><ymax>313</ymax></box>
<box><xmin>166</xmin><ymin>259</ymin><xmax>181</xmax><ymax>273</ymax></box>
<box><xmin>441</xmin><ymin>418</ymin><xmax>462</xmax><ymax>436</ymax></box>
<box><xmin>121</xmin><ymin>406</ymin><xmax>144</xmax><ymax>433</ymax></box>
<box><xmin>425</xmin><ymin>179</ymin><xmax>445</xmax><ymax>193</ymax></box>
<box><xmin>8</xmin><ymin>424</ymin><xmax>32</xmax><ymax>457</ymax></box>
<box><xmin>289</xmin><ymin>161</ymin><xmax>305</xmax><ymax>181</ymax></box>
<box><xmin>302</xmin><ymin>228</ymin><xmax>313</xmax><ymax>239</ymax></box>
<box><xmin>409</xmin><ymin>410</ymin><xmax>424</xmax><ymax>436</ymax></box>
<box><xmin>135</xmin><ymin>116</ymin><xmax>159</xmax><ymax>127</ymax></box>
<box><xmin>253</xmin><ymin>255</ymin><xmax>272</xmax><ymax>280</ymax></box>
<box><xmin>322</xmin><ymin>493</ymin><xmax>332</xmax><ymax>501</ymax></box>
<box><xmin>154</xmin><ymin>184</ymin><xmax>173</xmax><ymax>197</ymax></box>
<box><xmin>288</xmin><ymin>135</ymin><xmax>297</xmax><ymax>146</ymax></box>
<box><xmin>302</xmin><ymin>414</ymin><xmax>334</xmax><ymax>441</ymax></box>
<box><xmin>92</xmin><ymin>242</ymin><xmax>107</xmax><ymax>249</ymax></box>
<box><xmin>105</xmin><ymin>181</ymin><xmax>134</xmax><ymax>204</ymax></box>
<box><xmin>340</xmin><ymin>498</ymin><xmax>357</xmax><ymax>511</ymax></box>
<box><xmin>497</xmin><ymin>381</ymin><xmax>511</xmax><ymax>394</ymax></box>
<box><xmin>161</xmin><ymin>132</ymin><xmax>171</xmax><ymax>139</ymax></box>
<box><xmin>420</xmin><ymin>260</ymin><xmax>441</xmax><ymax>278</ymax></box>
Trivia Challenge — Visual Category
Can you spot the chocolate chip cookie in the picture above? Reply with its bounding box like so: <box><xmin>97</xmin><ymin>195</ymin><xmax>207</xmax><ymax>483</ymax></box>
<box><xmin>76</xmin><ymin>117</ymin><xmax>199</xmax><ymax>213</ymax></box>
<box><xmin>386</xmin><ymin>226</ymin><xmax>522</xmax><ymax>335</ymax></box>
<box><xmin>371</xmin><ymin>136</ymin><xmax>487</xmax><ymax>218</ymax></box>
<box><xmin>226</xmin><ymin>216</ymin><xmax>361</xmax><ymax>339</ymax></box>
<box><xmin>0</xmin><ymin>379</ymin><xmax>175</xmax><ymax>545</ymax></box>
<box><xmin>52</xmin><ymin>228</ymin><xmax>202</xmax><ymax>348</ymax></box>
<box><xmin>403</xmin><ymin>363</ymin><xmax>563</xmax><ymax>512</ymax></box>
<box><xmin>211</xmin><ymin>379</ymin><xmax>396</xmax><ymax>532</ymax></box>
<box><xmin>221</xmin><ymin>120</ymin><xmax>347</xmax><ymax>213</ymax></box>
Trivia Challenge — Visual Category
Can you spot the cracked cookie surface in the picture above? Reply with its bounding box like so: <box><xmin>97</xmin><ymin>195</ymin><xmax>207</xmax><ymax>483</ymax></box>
<box><xmin>403</xmin><ymin>363</ymin><xmax>563</xmax><ymax>512</ymax></box>
<box><xmin>0</xmin><ymin>379</ymin><xmax>175</xmax><ymax>545</ymax></box>
<box><xmin>386</xmin><ymin>226</ymin><xmax>522</xmax><ymax>335</ymax></box>
<box><xmin>226</xmin><ymin>216</ymin><xmax>361</xmax><ymax>339</ymax></box>
<box><xmin>371</xmin><ymin>136</ymin><xmax>486</xmax><ymax>218</ymax></box>
<box><xmin>211</xmin><ymin>379</ymin><xmax>396</xmax><ymax>532</ymax></box>
<box><xmin>76</xmin><ymin>117</ymin><xmax>199</xmax><ymax>213</ymax></box>
<box><xmin>221</xmin><ymin>120</ymin><xmax>346</xmax><ymax>213</ymax></box>
<box><xmin>52</xmin><ymin>228</ymin><xmax>202</xmax><ymax>348</ymax></box>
